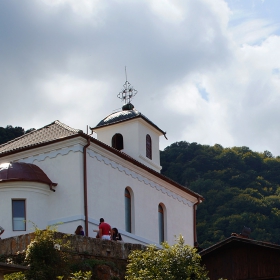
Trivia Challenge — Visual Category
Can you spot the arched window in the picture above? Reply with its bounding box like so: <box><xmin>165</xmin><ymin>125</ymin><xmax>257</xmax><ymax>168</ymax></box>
<box><xmin>125</xmin><ymin>188</ymin><xmax>132</xmax><ymax>233</ymax></box>
<box><xmin>158</xmin><ymin>204</ymin><xmax>164</xmax><ymax>243</ymax></box>
<box><xmin>146</xmin><ymin>134</ymin><xmax>152</xmax><ymax>159</ymax></box>
<box><xmin>112</xmin><ymin>133</ymin><xmax>123</xmax><ymax>150</ymax></box>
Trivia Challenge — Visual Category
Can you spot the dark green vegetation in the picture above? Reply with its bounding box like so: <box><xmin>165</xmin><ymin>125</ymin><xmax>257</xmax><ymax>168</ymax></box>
<box><xmin>161</xmin><ymin>141</ymin><xmax>280</xmax><ymax>249</ymax></box>
<box><xmin>0</xmin><ymin>125</ymin><xmax>35</xmax><ymax>145</ymax></box>
<box><xmin>125</xmin><ymin>235</ymin><xmax>209</xmax><ymax>280</ymax></box>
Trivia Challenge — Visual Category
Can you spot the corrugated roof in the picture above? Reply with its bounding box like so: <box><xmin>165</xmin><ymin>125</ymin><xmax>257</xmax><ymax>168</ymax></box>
<box><xmin>91</xmin><ymin>109</ymin><xmax>166</xmax><ymax>135</ymax></box>
<box><xmin>0</xmin><ymin>120</ymin><xmax>82</xmax><ymax>155</ymax></box>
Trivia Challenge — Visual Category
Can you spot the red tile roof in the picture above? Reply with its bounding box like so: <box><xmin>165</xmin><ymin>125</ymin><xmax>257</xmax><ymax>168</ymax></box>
<box><xmin>0</xmin><ymin>120</ymin><xmax>82</xmax><ymax>155</ymax></box>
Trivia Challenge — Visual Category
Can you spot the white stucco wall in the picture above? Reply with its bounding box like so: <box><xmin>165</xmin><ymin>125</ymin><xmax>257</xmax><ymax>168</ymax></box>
<box><xmin>85</xmin><ymin>144</ymin><xmax>196</xmax><ymax>246</ymax></box>
<box><xmin>0</xmin><ymin>137</ymin><xmax>197</xmax><ymax>246</ymax></box>
<box><xmin>0</xmin><ymin>139</ymin><xmax>86</xmax><ymax>237</ymax></box>
<box><xmin>94</xmin><ymin>118</ymin><xmax>162</xmax><ymax>172</ymax></box>
<box><xmin>0</xmin><ymin>182</ymin><xmax>50</xmax><ymax>238</ymax></box>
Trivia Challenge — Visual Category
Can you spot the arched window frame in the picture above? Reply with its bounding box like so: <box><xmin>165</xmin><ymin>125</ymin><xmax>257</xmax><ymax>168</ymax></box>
<box><xmin>125</xmin><ymin>188</ymin><xmax>132</xmax><ymax>233</ymax></box>
<box><xmin>112</xmin><ymin>133</ymin><xmax>124</xmax><ymax>151</ymax></box>
<box><xmin>158</xmin><ymin>203</ymin><xmax>165</xmax><ymax>244</ymax></box>
<box><xmin>146</xmin><ymin>134</ymin><xmax>152</xmax><ymax>159</ymax></box>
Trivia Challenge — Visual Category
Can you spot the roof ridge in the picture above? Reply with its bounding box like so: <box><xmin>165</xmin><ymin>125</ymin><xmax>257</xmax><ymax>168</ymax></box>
<box><xmin>0</xmin><ymin>120</ymin><xmax>82</xmax><ymax>154</ymax></box>
<box><xmin>53</xmin><ymin>120</ymin><xmax>82</xmax><ymax>133</ymax></box>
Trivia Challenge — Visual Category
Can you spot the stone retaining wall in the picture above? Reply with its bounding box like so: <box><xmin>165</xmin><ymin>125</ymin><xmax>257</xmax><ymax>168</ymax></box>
<box><xmin>0</xmin><ymin>233</ymin><xmax>147</xmax><ymax>279</ymax></box>
<box><xmin>0</xmin><ymin>232</ymin><xmax>146</xmax><ymax>259</ymax></box>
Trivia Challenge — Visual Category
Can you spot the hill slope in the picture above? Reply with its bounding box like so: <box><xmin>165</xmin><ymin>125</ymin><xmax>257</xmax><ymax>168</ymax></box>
<box><xmin>160</xmin><ymin>141</ymin><xmax>280</xmax><ymax>248</ymax></box>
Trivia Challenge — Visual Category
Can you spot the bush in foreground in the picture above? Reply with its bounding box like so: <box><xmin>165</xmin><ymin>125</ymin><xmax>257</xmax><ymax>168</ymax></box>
<box><xmin>125</xmin><ymin>235</ymin><xmax>209</xmax><ymax>280</ymax></box>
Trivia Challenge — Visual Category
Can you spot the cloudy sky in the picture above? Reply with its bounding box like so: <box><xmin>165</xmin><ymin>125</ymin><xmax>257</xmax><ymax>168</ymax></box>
<box><xmin>1</xmin><ymin>0</ymin><xmax>280</xmax><ymax>156</ymax></box>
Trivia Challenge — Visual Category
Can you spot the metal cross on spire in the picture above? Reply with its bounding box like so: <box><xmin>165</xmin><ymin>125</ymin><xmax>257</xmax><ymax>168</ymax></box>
<box><xmin>117</xmin><ymin>67</ymin><xmax>137</xmax><ymax>105</ymax></box>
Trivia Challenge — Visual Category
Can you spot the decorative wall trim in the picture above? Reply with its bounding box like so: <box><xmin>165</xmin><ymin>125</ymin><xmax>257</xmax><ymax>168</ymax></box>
<box><xmin>87</xmin><ymin>149</ymin><xmax>193</xmax><ymax>207</ymax></box>
<box><xmin>18</xmin><ymin>144</ymin><xmax>83</xmax><ymax>163</ymax></box>
<box><xmin>17</xmin><ymin>144</ymin><xmax>193</xmax><ymax>207</ymax></box>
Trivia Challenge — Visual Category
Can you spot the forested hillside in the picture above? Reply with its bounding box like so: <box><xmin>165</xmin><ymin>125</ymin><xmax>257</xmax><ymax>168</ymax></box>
<box><xmin>161</xmin><ymin>141</ymin><xmax>280</xmax><ymax>249</ymax></box>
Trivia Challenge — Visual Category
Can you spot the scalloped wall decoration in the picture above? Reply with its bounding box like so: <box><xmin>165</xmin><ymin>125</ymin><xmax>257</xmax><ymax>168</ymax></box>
<box><xmin>16</xmin><ymin>144</ymin><xmax>193</xmax><ymax>207</ymax></box>
<box><xmin>87</xmin><ymin>149</ymin><xmax>193</xmax><ymax>207</ymax></box>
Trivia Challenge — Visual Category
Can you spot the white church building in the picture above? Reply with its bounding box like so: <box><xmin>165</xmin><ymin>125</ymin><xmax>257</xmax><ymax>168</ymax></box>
<box><xmin>0</xmin><ymin>80</ymin><xmax>203</xmax><ymax>246</ymax></box>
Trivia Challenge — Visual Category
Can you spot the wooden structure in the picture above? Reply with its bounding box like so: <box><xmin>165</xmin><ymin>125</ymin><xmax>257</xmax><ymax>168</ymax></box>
<box><xmin>0</xmin><ymin>262</ymin><xmax>28</xmax><ymax>280</ymax></box>
<box><xmin>200</xmin><ymin>236</ymin><xmax>280</xmax><ymax>280</ymax></box>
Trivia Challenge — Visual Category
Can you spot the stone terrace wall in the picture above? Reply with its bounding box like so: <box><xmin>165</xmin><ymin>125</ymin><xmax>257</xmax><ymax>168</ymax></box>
<box><xmin>0</xmin><ymin>232</ymin><xmax>146</xmax><ymax>259</ymax></box>
<box><xmin>0</xmin><ymin>233</ymin><xmax>147</xmax><ymax>279</ymax></box>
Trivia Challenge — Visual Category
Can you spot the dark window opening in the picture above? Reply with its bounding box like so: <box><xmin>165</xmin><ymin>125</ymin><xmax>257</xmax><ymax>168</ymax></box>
<box><xmin>112</xmin><ymin>133</ymin><xmax>124</xmax><ymax>150</ymax></box>
<box><xmin>146</xmin><ymin>134</ymin><xmax>152</xmax><ymax>159</ymax></box>
<box><xmin>158</xmin><ymin>204</ymin><xmax>164</xmax><ymax>243</ymax></box>
<box><xmin>125</xmin><ymin>188</ymin><xmax>132</xmax><ymax>233</ymax></box>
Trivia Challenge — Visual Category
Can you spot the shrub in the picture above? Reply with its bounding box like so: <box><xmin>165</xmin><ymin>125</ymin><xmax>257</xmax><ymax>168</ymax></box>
<box><xmin>125</xmin><ymin>235</ymin><xmax>209</xmax><ymax>280</ymax></box>
<box><xmin>24</xmin><ymin>225</ymin><xmax>71</xmax><ymax>280</ymax></box>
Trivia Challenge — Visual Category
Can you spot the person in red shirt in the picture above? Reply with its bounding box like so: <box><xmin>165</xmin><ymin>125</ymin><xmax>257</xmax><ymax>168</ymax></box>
<box><xmin>98</xmin><ymin>218</ymin><xmax>112</xmax><ymax>240</ymax></box>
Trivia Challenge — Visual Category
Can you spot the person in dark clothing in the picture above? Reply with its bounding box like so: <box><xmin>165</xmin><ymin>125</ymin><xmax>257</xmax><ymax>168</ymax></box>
<box><xmin>75</xmin><ymin>225</ymin><xmax>84</xmax><ymax>236</ymax></box>
<box><xmin>112</xmin><ymin>228</ymin><xmax>122</xmax><ymax>241</ymax></box>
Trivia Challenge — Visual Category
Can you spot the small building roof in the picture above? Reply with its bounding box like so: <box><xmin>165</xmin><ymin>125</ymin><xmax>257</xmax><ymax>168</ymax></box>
<box><xmin>0</xmin><ymin>162</ymin><xmax>57</xmax><ymax>186</ymax></box>
<box><xmin>200</xmin><ymin>236</ymin><xmax>280</xmax><ymax>257</ymax></box>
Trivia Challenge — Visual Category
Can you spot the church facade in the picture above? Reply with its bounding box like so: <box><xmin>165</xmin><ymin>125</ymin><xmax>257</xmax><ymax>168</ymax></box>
<box><xmin>0</xmin><ymin>82</ymin><xmax>203</xmax><ymax>246</ymax></box>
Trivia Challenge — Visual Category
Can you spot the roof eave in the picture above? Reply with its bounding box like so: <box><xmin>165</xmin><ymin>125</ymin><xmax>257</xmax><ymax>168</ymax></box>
<box><xmin>91</xmin><ymin>115</ymin><xmax>166</xmax><ymax>136</ymax></box>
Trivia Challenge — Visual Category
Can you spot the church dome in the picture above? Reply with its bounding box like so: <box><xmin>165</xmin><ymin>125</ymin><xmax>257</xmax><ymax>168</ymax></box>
<box><xmin>94</xmin><ymin>107</ymin><xmax>141</xmax><ymax>128</ymax></box>
<box><xmin>0</xmin><ymin>162</ymin><xmax>57</xmax><ymax>186</ymax></box>
<box><xmin>92</xmin><ymin>104</ymin><xmax>165</xmax><ymax>135</ymax></box>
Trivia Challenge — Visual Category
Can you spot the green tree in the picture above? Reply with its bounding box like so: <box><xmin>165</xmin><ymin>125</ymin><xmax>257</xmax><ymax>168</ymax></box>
<box><xmin>24</xmin><ymin>225</ymin><xmax>71</xmax><ymax>280</ymax></box>
<box><xmin>125</xmin><ymin>235</ymin><xmax>209</xmax><ymax>280</ymax></box>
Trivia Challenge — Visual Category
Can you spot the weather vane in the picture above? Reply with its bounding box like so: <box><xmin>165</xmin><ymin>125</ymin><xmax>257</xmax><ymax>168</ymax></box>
<box><xmin>117</xmin><ymin>67</ymin><xmax>137</xmax><ymax>105</ymax></box>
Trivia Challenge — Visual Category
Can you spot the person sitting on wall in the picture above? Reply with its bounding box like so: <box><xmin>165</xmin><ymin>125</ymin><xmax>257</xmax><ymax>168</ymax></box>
<box><xmin>75</xmin><ymin>225</ymin><xmax>84</xmax><ymax>236</ymax></box>
<box><xmin>112</xmin><ymin>228</ymin><xmax>122</xmax><ymax>241</ymax></box>
<box><xmin>98</xmin><ymin>218</ymin><xmax>111</xmax><ymax>240</ymax></box>
<box><xmin>0</xmin><ymin>226</ymin><xmax>4</xmax><ymax>239</ymax></box>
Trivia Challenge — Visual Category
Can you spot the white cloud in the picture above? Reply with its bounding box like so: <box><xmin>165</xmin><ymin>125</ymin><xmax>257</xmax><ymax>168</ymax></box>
<box><xmin>1</xmin><ymin>0</ymin><xmax>280</xmax><ymax>156</ymax></box>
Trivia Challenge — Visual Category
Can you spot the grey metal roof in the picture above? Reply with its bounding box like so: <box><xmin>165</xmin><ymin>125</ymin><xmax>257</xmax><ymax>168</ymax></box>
<box><xmin>91</xmin><ymin>108</ymin><xmax>166</xmax><ymax>135</ymax></box>
<box><xmin>0</xmin><ymin>120</ymin><xmax>82</xmax><ymax>155</ymax></box>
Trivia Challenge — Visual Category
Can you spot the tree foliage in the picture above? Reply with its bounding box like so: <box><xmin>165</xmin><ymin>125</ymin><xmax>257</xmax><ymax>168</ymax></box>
<box><xmin>161</xmin><ymin>141</ymin><xmax>280</xmax><ymax>248</ymax></box>
<box><xmin>24</xmin><ymin>225</ymin><xmax>71</xmax><ymax>280</ymax></box>
<box><xmin>0</xmin><ymin>125</ymin><xmax>35</xmax><ymax>145</ymax></box>
<box><xmin>125</xmin><ymin>235</ymin><xmax>209</xmax><ymax>280</ymax></box>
